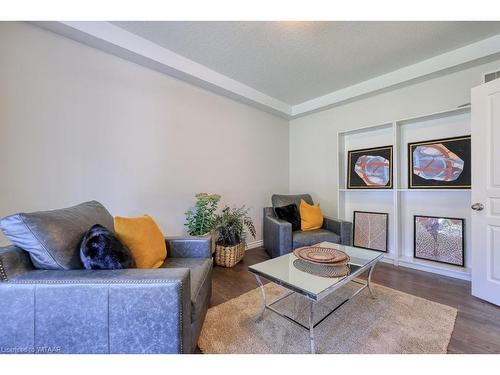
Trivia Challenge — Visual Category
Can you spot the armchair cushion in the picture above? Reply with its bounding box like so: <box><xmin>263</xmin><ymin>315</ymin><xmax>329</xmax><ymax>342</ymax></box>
<box><xmin>292</xmin><ymin>229</ymin><xmax>341</xmax><ymax>249</ymax></box>
<box><xmin>274</xmin><ymin>204</ymin><xmax>300</xmax><ymax>231</ymax></box>
<box><xmin>114</xmin><ymin>215</ymin><xmax>166</xmax><ymax>269</ymax></box>
<box><xmin>80</xmin><ymin>224</ymin><xmax>135</xmax><ymax>270</ymax></box>
<box><xmin>299</xmin><ymin>199</ymin><xmax>323</xmax><ymax>231</ymax></box>
<box><xmin>0</xmin><ymin>201</ymin><xmax>114</xmax><ymax>270</ymax></box>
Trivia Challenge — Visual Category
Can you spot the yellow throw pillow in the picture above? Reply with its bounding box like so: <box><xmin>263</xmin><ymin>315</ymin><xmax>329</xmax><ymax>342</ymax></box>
<box><xmin>114</xmin><ymin>215</ymin><xmax>167</xmax><ymax>269</ymax></box>
<box><xmin>300</xmin><ymin>199</ymin><xmax>324</xmax><ymax>231</ymax></box>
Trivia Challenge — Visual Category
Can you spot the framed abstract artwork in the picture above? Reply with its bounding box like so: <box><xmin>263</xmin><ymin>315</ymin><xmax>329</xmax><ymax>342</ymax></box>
<box><xmin>347</xmin><ymin>146</ymin><xmax>393</xmax><ymax>189</ymax></box>
<box><xmin>353</xmin><ymin>211</ymin><xmax>389</xmax><ymax>252</ymax></box>
<box><xmin>408</xmin><ymin>135</ymin><xmax>471</xmax><ymax>189</ymax></box>
<box><xmin>413</xmin><ymin>215</ymin><xmax>465</xmax><ymax>266</ymax></box>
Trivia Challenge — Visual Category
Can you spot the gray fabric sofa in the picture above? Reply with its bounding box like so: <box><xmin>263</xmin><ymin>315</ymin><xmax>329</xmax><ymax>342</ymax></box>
<box><xmin>263</xmin><ymin>194</ymin><xmax>352</xmax><ymax>258</ymax></box>
<box><xmin>0</xmin><ymin>202</ymin><xmax>212</xmax><ymax>354</ymax></box>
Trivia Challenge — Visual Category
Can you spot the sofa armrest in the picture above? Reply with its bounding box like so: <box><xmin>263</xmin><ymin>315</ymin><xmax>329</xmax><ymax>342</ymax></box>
<box><xmin>166</xmin><ymin>235</ymin><xmax>212</xmax><ymax>258</ymax></box>
<box><xmin>263</xmin><ymin>211</ymin><xmax>292</xmax><ymax>258</ymax></box>
<box><xmin>0</xmin><ymin>245</ymin><xmax>34</xmax><ymax>281</ymax></box>
<box><xmin>0</xmin><ymin>268</ymin><xmax>191</xmax><ymax>353</ymax></box>
<box><xmin>323</xmin><ymin>217</ymin><xmax>352</xmax><ymax>246</ymax></box>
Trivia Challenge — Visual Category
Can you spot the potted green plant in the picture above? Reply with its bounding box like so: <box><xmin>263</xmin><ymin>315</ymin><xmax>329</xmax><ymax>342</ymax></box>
<box><xmin>185</xmin><ymin>193</ymin><xmax>221</xmax><ymax>252</ymax></box>
<box><xmin>213</xmin><ymin>205</ymin><xmax>256</xmax><ymax>267</ymax></box>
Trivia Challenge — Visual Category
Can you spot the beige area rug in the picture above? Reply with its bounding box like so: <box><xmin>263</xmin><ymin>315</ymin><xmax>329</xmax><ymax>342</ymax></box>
<box><xmin>199</xmin><ymin>283</ymin><xmax>457</xmax><ymax>354</ymax></box>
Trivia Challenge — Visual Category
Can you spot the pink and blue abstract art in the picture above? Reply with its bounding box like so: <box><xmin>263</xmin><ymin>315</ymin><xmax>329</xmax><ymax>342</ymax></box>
<box><xmin>412</xmin><ymin>144</ymin><xmax>464</xmax><ymax>182</ymax></box>
<box><xmin>347</xmin><ymin>145</ymin><xmax>393</xmax><ymax>189</ymax></box>
<box><xmin>354</xmin><ymin>155</ymin><xmax>390</xmax><ymax>186</ymax></box>
<box><xmin>408</xmin><ymin>136</ymin><xmax>471</xmax><ymax>189</ymax></box>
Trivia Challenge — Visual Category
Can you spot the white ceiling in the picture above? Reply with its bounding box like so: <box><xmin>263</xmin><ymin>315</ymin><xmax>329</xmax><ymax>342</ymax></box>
<box><xmin>112</xmin><ymin>21</ymin><xmax>500</xmax><ymax>105</ymax></box>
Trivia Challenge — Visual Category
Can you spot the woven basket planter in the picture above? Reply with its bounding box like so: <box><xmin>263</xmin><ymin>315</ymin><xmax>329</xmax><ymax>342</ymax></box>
<box><xmin>214</xmin><ymin>242</ymin><xmax>245</xmax><ymax>268</ymax></box>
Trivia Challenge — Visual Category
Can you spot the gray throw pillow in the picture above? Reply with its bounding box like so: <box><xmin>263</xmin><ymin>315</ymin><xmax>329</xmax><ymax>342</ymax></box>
<box><xmin>0</xmin><ymin>201</ymin><xmax>115</xmax><ymax>270</ymax></box>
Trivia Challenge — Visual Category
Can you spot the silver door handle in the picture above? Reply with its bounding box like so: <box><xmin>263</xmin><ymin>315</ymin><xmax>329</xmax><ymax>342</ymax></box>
<box><xmin>471</xmin><ymin>203</ymin><xmax>484</xmax><ymax>211</ymax></box>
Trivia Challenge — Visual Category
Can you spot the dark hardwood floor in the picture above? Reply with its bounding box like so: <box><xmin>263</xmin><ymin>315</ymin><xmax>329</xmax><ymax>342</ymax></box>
<box><xmin>210</xmin><ymin>247</ymin><xmax>500</xmax><ymax>354</ymax></box>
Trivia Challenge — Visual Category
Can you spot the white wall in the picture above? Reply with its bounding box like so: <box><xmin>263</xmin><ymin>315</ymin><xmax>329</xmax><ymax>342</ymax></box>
<box><xmin>289</xmin><ymin>58</ymin><xmax>500</xmax><ymax>217</ymax></box>
<box><xmin>0</xmin><ymin>22</ymin><xmax>289</xmax><ymax>246</ymax></box>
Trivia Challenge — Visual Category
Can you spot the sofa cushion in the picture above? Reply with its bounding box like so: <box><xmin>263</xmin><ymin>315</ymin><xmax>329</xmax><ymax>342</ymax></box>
<box><xmin>0</xmin><ymin>201</ymin><xmax>114</xmax><ymax>270</ymax></box>
<box><xmin>292</xmin><ymin>229</ymin><xmax>341</xmax><ymax>249</ymax></box>
<box><xmin>160</xmin><ymin>257</ymin><xmax>212</xmax><ymax>321</ymax></box>
<box><xmin>274</xmin><ymin>204</ymin><xmax>301</xmax><ymax>231</ymax></box>
<box><xmin>299</xmin><ymin>199</ymin><xmax>324</xmax><ymax>231</ymax></box>
<box><xmin>80</xmin><ymin>224</ymin><xmax>135</xmax><ymax>270</ymax></box>
<box><xmin>114</xmin><ymin>215</ymin><xmax>166</xmax><ymax>269</ymax></box>
<box><xmin>271</xmin><ymin>194</ymin><xmax>313</xmax><ymax>209</ymax></box>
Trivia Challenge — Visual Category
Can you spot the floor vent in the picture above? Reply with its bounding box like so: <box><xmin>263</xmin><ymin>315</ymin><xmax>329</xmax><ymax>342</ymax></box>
<box><xmin>484</xmin><ymin>70</ymin><xmax>500</xmax><ymax>83</ymax></box>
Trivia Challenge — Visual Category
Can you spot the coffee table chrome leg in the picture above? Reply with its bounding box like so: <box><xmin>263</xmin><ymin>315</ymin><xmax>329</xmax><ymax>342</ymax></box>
<box><xmin>367</xmin><ymin>262</ymin><xmax>377</xmax><ymax>299</ymax></box>
<box><xmin>255</xmin><ymin>274</ymin><xmax>266</xmax><ymax>321</ymax></box>
<box><xmin>308</xmin><ymin>300</ymin><xmax>315</xmax><ymax>354</ymax></box>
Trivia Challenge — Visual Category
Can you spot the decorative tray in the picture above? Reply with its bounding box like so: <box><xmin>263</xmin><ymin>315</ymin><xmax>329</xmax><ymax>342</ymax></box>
<box><xmin>293</xmin><ymin>259</ymin><xmax>351</xmax><ymax>278</ymax></box>
<box><xmin>293</xmin><ymin>246</ymin><xmax>349</xmax><ymax>264</ymax></box>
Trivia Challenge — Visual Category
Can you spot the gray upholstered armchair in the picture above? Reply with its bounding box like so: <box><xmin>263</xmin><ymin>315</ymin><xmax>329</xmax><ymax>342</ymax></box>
<box><xmin>0</xmin><ymin>201</ymin><xmax>212</xmax><ymax>354</ymax></box>
<box><xmin>263</xmin><ymin>194</ymin><xmax>352</xmax><ymax>258</ymax></box>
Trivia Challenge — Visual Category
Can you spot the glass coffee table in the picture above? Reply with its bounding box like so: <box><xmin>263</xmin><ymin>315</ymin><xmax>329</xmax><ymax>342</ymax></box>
<box><xmin>248</xmin><ymin>241</ymin><xmax>383</xmax><ymax>354</ymax></box>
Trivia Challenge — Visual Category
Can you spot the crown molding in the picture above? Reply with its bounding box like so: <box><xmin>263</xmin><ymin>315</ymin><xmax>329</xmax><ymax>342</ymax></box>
<box><xmin>32</xmin><ymin>21</ymin><xmax>292</xmax><ymax>119</ymax></box>
<box><xmin>291</xmin><ymin>34</ymin><xmax>500</xmax><ymax>117</ymax></box>
<box><xmin>31</xmin><ymin>22</ymin><xmax>500</xmax><ymax>120</ymax></box>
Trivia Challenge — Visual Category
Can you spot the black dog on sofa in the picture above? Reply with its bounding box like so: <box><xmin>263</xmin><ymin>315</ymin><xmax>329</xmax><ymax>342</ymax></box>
<box><xmin>80</xmin><ymin>224</ymin><xmax>135</xmax><ymax>269</ymax></box>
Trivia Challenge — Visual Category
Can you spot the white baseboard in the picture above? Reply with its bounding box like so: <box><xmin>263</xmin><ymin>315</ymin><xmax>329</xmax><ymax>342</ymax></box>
<box><xmin>246</xmin><ymin>240</ymin><xmax>263</xmax><ymax>250</ymax></box>
<box><xmin>397</xmin><ymin>257</ymin><xmax>471</xmax><ymax>281</ymax></box>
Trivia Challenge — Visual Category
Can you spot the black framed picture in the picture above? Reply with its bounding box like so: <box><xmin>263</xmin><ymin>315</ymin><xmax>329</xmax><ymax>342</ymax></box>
<box><xmin>408</xmin><ymin>135</ymin><xmax>471</xmax><ymax>189</ymax></box>
<box><xmin>347</xmin><ymin>145</ymin><xmax>393</xmax><ymax>189</ymax></box>
<box><xmin>414</xmin><ymin>215</ymin><xmax>465</xmax><ymax>267</ymax></box>
<box><xmin>353</xmin><ymin>211</ymin><xmax>389</xmax><ymax>252</ymax></box>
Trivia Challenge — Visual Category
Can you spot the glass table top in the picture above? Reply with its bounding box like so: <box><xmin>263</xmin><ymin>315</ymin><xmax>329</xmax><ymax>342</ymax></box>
<box><xmin>248</xmin><ymin>242</ymin><xmax>384</xmax><ymax>300</ymax></box>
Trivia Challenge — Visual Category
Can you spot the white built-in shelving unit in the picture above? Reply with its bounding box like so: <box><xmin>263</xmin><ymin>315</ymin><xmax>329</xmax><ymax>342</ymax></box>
<box><xmin>337</xmin><ymin>106</ymin><xmax>471</xmax><ymax>280</ymax></box>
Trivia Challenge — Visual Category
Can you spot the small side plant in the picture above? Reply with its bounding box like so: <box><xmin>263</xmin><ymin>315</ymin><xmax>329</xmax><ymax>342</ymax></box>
<box><xmin>214</xmin><ymin>205</ymin><xmax>256</xmax><ymax>247</ymax></box>
<box><xmin>185</xmin><ymin>193</ymin><xmax>221</xmax><ymax>236</ymax></box>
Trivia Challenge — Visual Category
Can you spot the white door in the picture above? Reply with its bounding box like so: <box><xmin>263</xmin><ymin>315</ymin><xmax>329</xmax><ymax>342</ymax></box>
<box><xmin>471</xmin><ymin>79</ymin><xmax>500</xmax><ymax>306</ymax></box>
